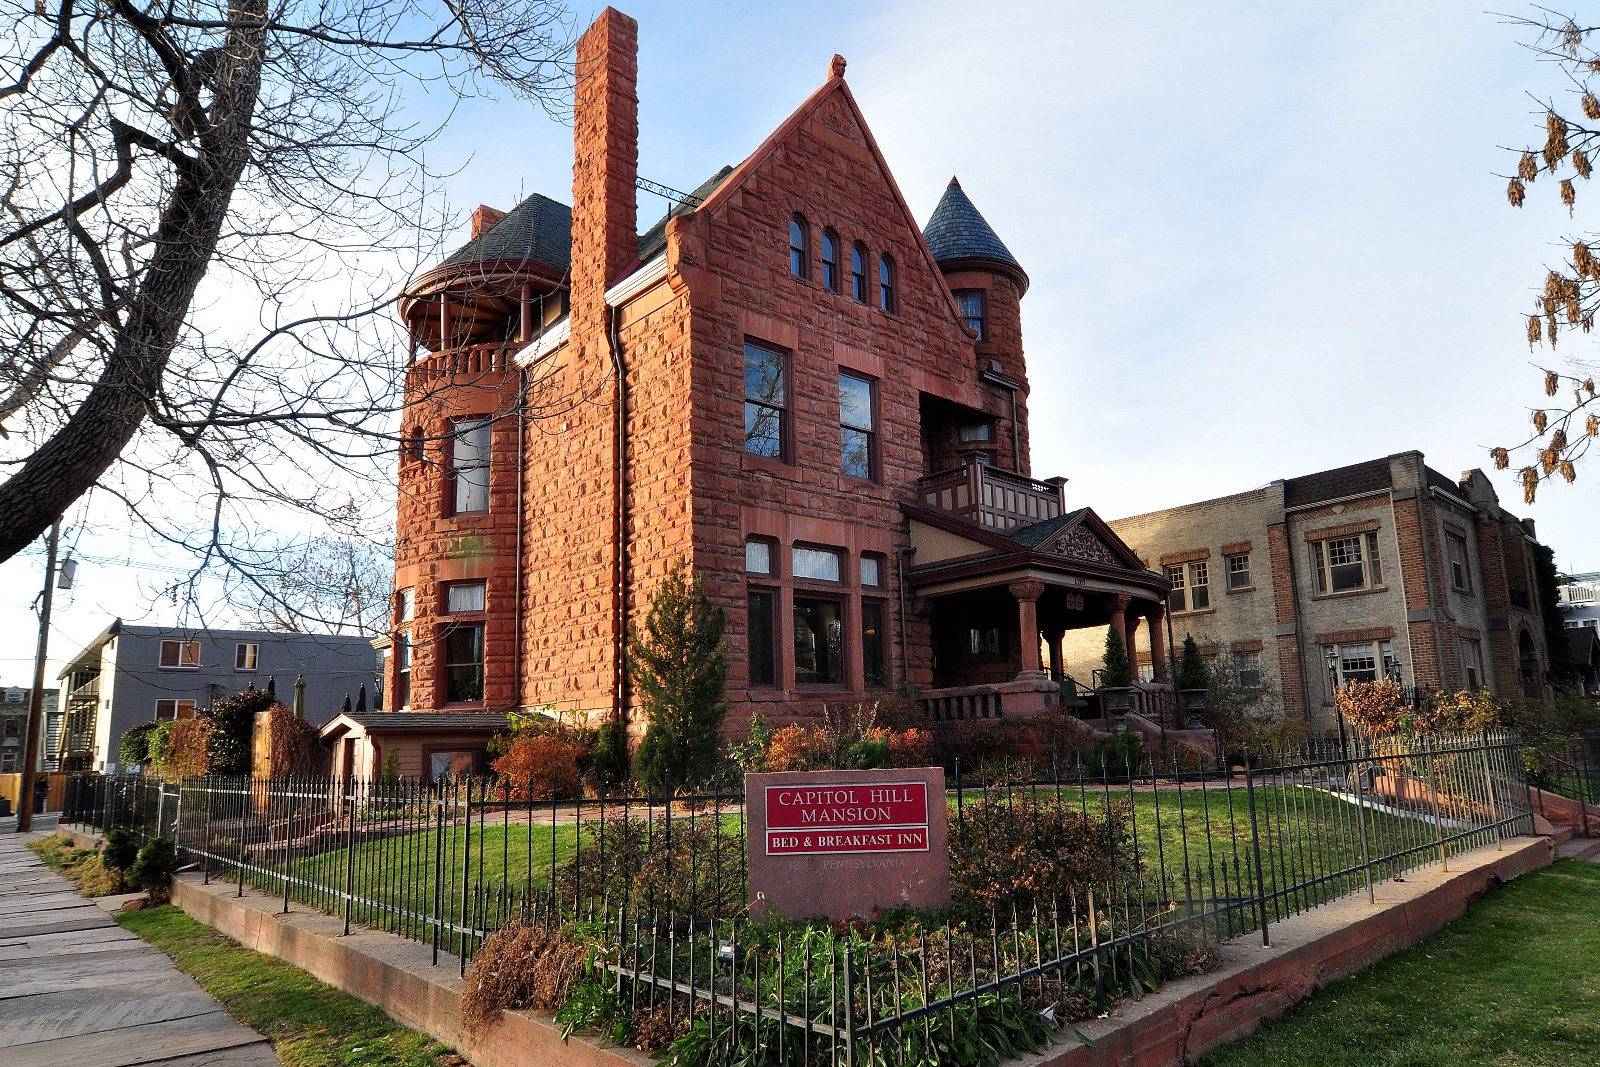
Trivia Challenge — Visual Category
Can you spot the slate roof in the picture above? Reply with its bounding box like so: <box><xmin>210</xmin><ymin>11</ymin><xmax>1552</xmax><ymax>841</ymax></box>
<box><xmin>1007</xmin><ymin>508</ymin><xmax>1089</xmax><ymax>549</ymax></box>
<box><xmin>1282</xmin><ymin>458</ymin><xmax>1393</xmax><ymax>509</ymax></box>
<box><xmin>330</xmin><ymin>712</ymin><xmax>510</xmax><ymax>732</ymax></box>
<box><xmin>921</xmin><ymin>177</ymin><xmax>1027</xmax><ymax>289</ymax></box>
<box><xmin>1567</xmin><ymin>627</ymin><xmax>1600</xmax><ymax>672</ymax></box>
<box><xmin>440</xmin><ymin>193</ymin><xmax>572</xmax><ymax>272</ymax></box>
<box><xmin>439</xmin><ymin>168</ymin><xmax>737</xmax><ymax>278</ymax></box>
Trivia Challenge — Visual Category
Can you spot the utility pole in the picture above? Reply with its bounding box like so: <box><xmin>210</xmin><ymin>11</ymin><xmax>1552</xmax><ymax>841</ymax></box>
<box><xmin>16</xmin><ymin>524</ymin><xmax>58</xmax><ymax>833</ymax></box>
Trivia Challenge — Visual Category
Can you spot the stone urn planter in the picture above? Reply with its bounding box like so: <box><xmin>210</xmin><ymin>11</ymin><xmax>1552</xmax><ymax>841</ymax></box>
<box><xmin>1179</xmin><ymin>688</ymin><xmax>1209</xmax><ymax>729</ymax></box>
<box><xmin>1099</xmin><ymin>686</ymin><xmax>1135</xmax><ymax>714</ymax></box>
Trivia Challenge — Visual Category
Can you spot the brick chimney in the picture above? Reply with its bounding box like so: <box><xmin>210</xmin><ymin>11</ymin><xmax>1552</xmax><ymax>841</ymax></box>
<box><xmin>571</xmin><ymin>7</ymin><xmax>639</xmax><ymax>331</ymax></box>
<box><xmin>470</xmin><ymin>204</ymin><xmax>506</xmax><ymax>239</ymax></box>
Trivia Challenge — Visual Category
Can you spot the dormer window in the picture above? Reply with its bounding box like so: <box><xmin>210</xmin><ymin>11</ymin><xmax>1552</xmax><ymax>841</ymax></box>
<box><xmin>878</xmin><ymin>255</ymin><xmax>896</xmax><ymax>312</ymax></box>
<box><xmin>789</xmin><ymin>215</ymin><xmax>809</xmax><ymax>278</ymax></box>
<box><xmin>821</xmin><ymin>230</ymin><xmax>840</xmax><ymax>291</ymax></box>
<box><xmin>851</xmin><ymin>244</ymin><xmax>868</xmax><ymax>302</ymax></box>
<box><xmin>954</xmin><ymin>290</ymin><xmax>986</xmax><ymax>340</ymax></box>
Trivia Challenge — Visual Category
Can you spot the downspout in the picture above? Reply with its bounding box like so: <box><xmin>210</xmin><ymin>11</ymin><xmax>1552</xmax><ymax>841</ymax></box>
<box><xmin>608</xmin><ymin>305</ymin><xmax>628</xmax><ymax>727</ymax></box>
<box><xmin>1009</xmin><ymin>388</ymin><xmax>1021</xmax><ymax>472</ymax></box>
<box><xmin>513</xmin><ymin>366</ymin><xmax>526</xmax><ymax>712</ymax></box>
<box><xmin>1281</xmin><ymin>517</ymin><xmax>1316</xmax><ymax>728</ymax></box>
<box><xmin>897</xmin><ymin>549</ymin><xmax>914</xmax><ymax>687</ymax></box>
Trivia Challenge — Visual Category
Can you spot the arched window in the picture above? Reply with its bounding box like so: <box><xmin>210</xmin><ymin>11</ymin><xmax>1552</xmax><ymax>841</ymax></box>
<box><xmin>851</xmin><ymin>244</ymin><xmax>867</xmax><ymax>302</ymax></box>
<box><xmin>821</xmin><ymin>230</ymin><xmax>840</xmax><ymax>291</ymax></box>
<box><xmin>878</xmin><ymin>254</ymin><xmax>896</xmax><ymax>312</ymax></box>
<box><xmin>789</xmin><ymin>215</ymin><xmax>809</xmax><ymax>278</ymax></box>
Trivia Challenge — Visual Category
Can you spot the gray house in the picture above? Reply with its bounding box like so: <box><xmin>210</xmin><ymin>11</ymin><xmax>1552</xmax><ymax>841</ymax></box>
<box><xmin>58</xmin><ymin>620</ymin><xmax>380</xmax><ymax>772</ymax></box>
<box><xmin>1</xmin><ymin>687</ymin><xmax>60</xmax><ymax>772</ymax></box>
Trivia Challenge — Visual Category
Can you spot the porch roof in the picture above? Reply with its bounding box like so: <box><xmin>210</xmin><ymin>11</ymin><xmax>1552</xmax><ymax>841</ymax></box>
<box><xmin>903</xmin><ymin>502</ymin><xmax>1170</xmax><ymax>601</ymax></box>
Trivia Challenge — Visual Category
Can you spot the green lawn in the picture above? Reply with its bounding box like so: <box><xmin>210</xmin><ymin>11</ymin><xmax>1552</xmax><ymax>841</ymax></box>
<box><xmin>118</xmin><ymin>906</ymin><xmax>457</xmax><ymax>1067</ymax></box>
<box><xmin>1202</xmin><ymin>859</ymin><xmax>1600</xmax><ymax>1066</ymax></box>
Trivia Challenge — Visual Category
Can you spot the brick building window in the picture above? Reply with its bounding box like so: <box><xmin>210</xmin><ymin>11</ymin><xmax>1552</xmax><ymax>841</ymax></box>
<box><xmin>1233</xmin><ymin>650</ymin><xmax>1261</xmax><ymax>688</ymax></box>
<box><xmin>744</xmin><ymin>342</ymin><xmax>788</xmax><ymax>459</ymax></box>
<box><xmin>793</xmin><ymin>597</ymin><xmax>844</xmax><ymax>685</ymax></box>
<box><xmin>851</xmin><ymin>244</ymin><xmax>868</xmax><ymax>302</ymax></box>
<box><xmin>1325</xmin><ymin>640</ymin><xmax>1396</xmax><ymax>687</ymax></box>
<box><xmin>954</xmin><ymin>290</ymin><xmax>985</xmax><ymax>339</ymax></box>
<box><xmin>395</xmin><ymin>631</ymin><xmax>412</xmax><ymax>709</ymax></box>
<box><xmin>1165</xmin><ymin>565</ymin><xmax>1185</xmax><ymax>613</ymax></box>
<box><xmin>821</xmin><ymin>229</ymin><xmax>840</xmax><ymax>291</ymax></box>
<box><xmin>792</xmin><ymin>545</ymin><xmax>842</xmax><ymax>582</ymax></box>
<box><xmin>747</xmin><ymin>591</ymin><xmax>776</xmax><ymax>688</ymax></box>
<box><xmin>745</xmin><ymin>537</ymin><xmax>775</xmax><ymax>576</ymax></box>
<box><xmin>878</xmin><ymin>255</ymin><xmax>896</xmax><ymax>312</ymax></box>
<box><xmin>1311</xmin><ymin>533</ymin><xmax>1382</xmax><ymax>594</ymax></box>
<box><xmin>860</xmin><ymin>554</ymin><xmax>883</xmax><ymax>587</ymax></box>
<box><xmin>839</xmin><ymin>372</ymin><xmax>876</xmax><ymax>480</ymax></box>
<box><xmin>443</xmin><ymin>626</ymin><xmax>484</xmax><ymax>703</ymax></box>
<box><xmin>235</xmin><ymin>643</ymin><xmax>258</xmax><ymax>670</ymax></box>
<box><xmin>789</xmin><ymin>215</ymin><xmax>809</xmax><ymax>278</ymax></box>
<box><xmin>862</xmin><ymin>601</ymin><xmax>887</xmax><ymax>688</ymax></box>
<box><xmin>1227</xmin><ymin>553</ymin><xmax>1251</xmax><ymax>589</ymax></box>
<box><xmin>1446</xmin><ymin>533</ymin><xmax>1471</xmax><ymax>593</ymax></box>
<box><xmin>449</xmin><ymin>417</ymin><xmax>491</xmax><ymax>515</ymax></box>
<box><xmin>1460</xmin><ymin>639</ymin><xmax>1482</xmax><ymax>689</ymax></box>
<box><xmin>1188</xmin><ymin>561</ymin><xmax>1210</xmax><ymax>609</ymax></box>
<box><xmin>959</xmin><ymin>422</ymin><xmax>993</xmax><ymax>443</ymax></box>
<box><xmin>155</xmin><ymin>699</ymin><xmax>197</xmax><ymax>721</ymax></box>
<box><xmin>445</xmin><ymin>581</ymin><xmax>486</xmax><ymax>613</ymax></box>
<box><xmin>970</xmin><ymin>627</ymin><xmax>1002</xmax><ymax>656</ymax></box>
<box><xmin>397</xmin><ymin>588</ymin><xmax>414</xmax><ymax>623</ymax></box>
<box><xmin>159</xmin><ymin>640</ymin><xmax>201</xmax><ymax>668</ymax></box>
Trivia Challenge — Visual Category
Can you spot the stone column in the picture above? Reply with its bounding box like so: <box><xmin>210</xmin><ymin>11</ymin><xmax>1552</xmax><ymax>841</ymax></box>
<box><xmin>1146</xmin><ymin>603</ymin><xmax>1169</xmax><ymax>683</ymax></box>
<box><xmin>1044</xmin><ymin>628</ymin><xmax>1066</xmax><ymax>680</ymax></box>
<box><xmin>1126</xmin><ymin>614</ymin><xmax>1141</xmax><ymax>678</ymax></box>
<box><xmin>1009</xmin><ymin>580</ymin><xmax>1047</xmax><ymax>678</ymax></box>
<box><xmin>1105</xmin><ymin>593</ymin><xmax>1130</xmax><ymax>655</ymax></box>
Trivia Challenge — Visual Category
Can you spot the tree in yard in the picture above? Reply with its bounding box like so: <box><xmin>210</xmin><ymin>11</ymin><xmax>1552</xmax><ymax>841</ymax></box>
<box><xmin>1101</xmin><ymin>623</ymin><xmax>1133</xmax><ymax>687</ymax></box>
<box><xmin>1175</xmin><ymin>634</ymin><xmax>1212</xmax><ymax>691</ymax></box>
<box><xmin>0</xmin><ymin>2</ymin><xmax>572</xmax><ymax>595</ymax></box>
<box><xmin>628</xmin><ymin>559</ymin><xmax>728</xmax><ymax>793</ymax></box>
<box><xmin>1495</xmin><ymin>11</ymin><xmax>1600</xmax><ymax>500</ymax></box>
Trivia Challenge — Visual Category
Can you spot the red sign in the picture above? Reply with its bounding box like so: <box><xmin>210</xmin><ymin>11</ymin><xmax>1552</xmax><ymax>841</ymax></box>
<box><xmin>763</xmin><ymin>783</ymin><xmax>930</xmax><ymax>855</ymax></box>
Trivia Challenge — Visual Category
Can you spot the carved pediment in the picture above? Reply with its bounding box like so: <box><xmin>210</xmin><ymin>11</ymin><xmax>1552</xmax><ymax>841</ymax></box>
<box><xmin>1047</xmin><ymin>526</ymin><xmax>1119</xmax><ymax>566</ymax></box>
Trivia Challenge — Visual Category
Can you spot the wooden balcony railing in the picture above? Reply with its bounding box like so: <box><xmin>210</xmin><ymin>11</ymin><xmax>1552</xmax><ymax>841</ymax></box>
<box><xmin>916</xmin><ymin>463</ymin><xmax>1065</xmax><ymax>532</ymax></box>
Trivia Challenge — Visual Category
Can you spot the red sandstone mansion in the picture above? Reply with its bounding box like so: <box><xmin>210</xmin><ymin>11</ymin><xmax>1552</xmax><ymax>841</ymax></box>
<box><xmin>386</xmin><ymin>9</ymin><xmax>1174</xmax><ymax>740</ymax></box>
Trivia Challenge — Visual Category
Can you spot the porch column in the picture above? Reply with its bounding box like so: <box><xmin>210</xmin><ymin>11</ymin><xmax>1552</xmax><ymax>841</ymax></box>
<box><xmin>1125</xmin><ymin>614</ymin><xmax>1141</xmax><ymax>677</ymax></box>
<box><xmin>1044</xmin><ymin>626</ymin><xmax>1066</xmax><ymax>680</ymax></box>
<box><xmin>1105</xmin><ymin>593</ymin><xmax>1130</xmax><ymax>653</ymax></box>
<box><xmin>1009</xmin><ymin>580</ymin><xmax>1048</xmax><ymax>679</ymax></box>
<box><xmin>1147</xmin><ymin>603</ymin><xmax>1169</xmax><ymax>683</ymax></box>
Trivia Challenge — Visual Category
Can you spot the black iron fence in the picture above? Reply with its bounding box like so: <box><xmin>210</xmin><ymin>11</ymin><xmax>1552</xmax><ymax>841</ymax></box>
<box><xmin>65</xmin><ymin>731</ymin><xmax>1535</xmax><ymax>1066</ymax></box>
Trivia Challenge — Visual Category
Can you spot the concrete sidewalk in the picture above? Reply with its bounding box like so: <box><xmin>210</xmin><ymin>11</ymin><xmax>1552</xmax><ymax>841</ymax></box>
<box><xmin>0</xmin><ymin>818</ymin><xmax>281</xmax><ymax>1067</ymax></box>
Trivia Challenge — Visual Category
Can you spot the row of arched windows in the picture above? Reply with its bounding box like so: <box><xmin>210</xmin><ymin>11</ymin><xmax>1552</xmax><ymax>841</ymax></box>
<box><xmin>789</xmin><ymin>215</ymin><xmax>896</xmax><ymax>312</ymax></box>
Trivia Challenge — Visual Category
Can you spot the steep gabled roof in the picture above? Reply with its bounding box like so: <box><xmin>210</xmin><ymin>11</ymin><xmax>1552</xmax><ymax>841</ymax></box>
<box><xmin>637</xmin><ymin>166</ymin><xmax>736</xmax><ymax>262</ymax></box>
<box><xmin>922</xmin><ymin>177</ymin><xmax>1028</xmax><ymax>293</ymax></box>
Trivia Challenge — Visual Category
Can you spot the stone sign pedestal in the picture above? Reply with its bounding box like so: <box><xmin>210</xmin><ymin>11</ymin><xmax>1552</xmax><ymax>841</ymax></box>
<box><xmin>745</xmin><ymin>767</ymin><xmax>950</xmax><ymax>920</ymax></box>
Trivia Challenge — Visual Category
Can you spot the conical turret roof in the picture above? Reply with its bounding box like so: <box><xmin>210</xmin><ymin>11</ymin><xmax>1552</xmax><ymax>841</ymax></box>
<box><xmin>921</xmin><ymin>177</ymin><xmax>1028</xmax><ymax>294</ymax></box>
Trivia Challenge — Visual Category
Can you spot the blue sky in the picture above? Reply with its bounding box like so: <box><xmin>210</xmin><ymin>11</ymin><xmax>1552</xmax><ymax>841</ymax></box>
<box><xmin>3</xmin><ymin>0</ymin><xmax>1595</xmax><ymax>684</ymax></box>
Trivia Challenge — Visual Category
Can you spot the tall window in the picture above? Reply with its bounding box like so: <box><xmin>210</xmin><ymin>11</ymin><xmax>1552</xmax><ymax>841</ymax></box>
<box><xmin>744</xmin><ymin>342</ymin><xmax>787</xmax><ymax>459</ymax></box>
<box><xmin>793</xmin><ymin>597</ymin><xmax>844</xmax><ymax>685</ymax></box>
<box><xmin>235</xmin><ymin>643</ymin><xmax>259</xmax><ymax>671</ymax></box>
<box><xmin>954</xmin><ymin>291</ymin><xmax>985</xmax><ymax>339</ymax></box>
<box><xmin>1447</xmin><ymin>533</ymin><xmax>1471</xmax><ymax>593</ymax></box>
<box><xmin>1226</xmin><ymin>553</ymin><xmax>1251</xmax><ymax>589</ymax></box>
<box><xmin>851</xmin><ymin>244</ymin><xmax>868</xmax><ymax>302</ymax></box>
<box><xmin>1311</xmin><ymin>532</ymin><xmax>1383</xmax><ymax>594</ymax></box>
<box><xmin>1188</xmin><ymin>561</ymin><xmax>1210</xmax><ymax>610</ymax></box>
<box><xmin>789</xmin><ymin>215</ymin><xmax>808</xmax><ymax>278</ymax></box>
<box><xmin>395</xmin><ymin>631</ymin><xmax>412</xmax><ymax>709</ymax></box>
<box><xmin>747</xmin><ymin>591</ymin><xmax>776</xmax><ymax>688</ymax></box>
<box><xmin>862</xmin><ymin>601</ymin><xmax>887</xmax><ymax>688</ymax></box>
<box><xmin>860</xmin><ymin>554</ymin><xmax>883</xmax><ymax>587</ymax></box>
<box><xmin>839</xmin><ymin>373</ymin><xmax>876</xmax><ymax>480</ymax></box>
<box><xmin>878</xmin><ymin>255</ymin><xmax>896</xmax><ymax>312</ymax></box>
<box><xmin>821</xmin><ymin>230</ymin><xmax>840</xmax><ymax>291</ymax></box>
<box><xmin>745</xmin><ymin>537</ymin><xmax>774</xmax><ymax>576</ymax></box>
<box><xmin>1233</xmin><ymin>651</ymin><xmax>1262</xmax><ymax>688</ymax></box>
<box><xmin>1165</xmin><ymin>565</ymin><xmax>1186</xmax><ymax>613</ymax></box>
<box><xmin>443</xmin><ymin>626</ymin><xmax>484</xmax><ymax>702</ymax></box>
<box><xmin>397</xmin><ymin>588</ymin><xmax>414</xmax><ymax>623</ymax></box>
<box><xmin>159</xmin><ymin>640</ymin><xmax>201</xmax><ymax>668</ymax></box>
<box><xmin>1460</xmin><ymin>639</ymin><xmax>1482</xmax><ymax>689</ymax></box>
<box><xmin>450</xmin><ymin>417</ymin><xmax>490</xmax><ymax>515</ymax></box>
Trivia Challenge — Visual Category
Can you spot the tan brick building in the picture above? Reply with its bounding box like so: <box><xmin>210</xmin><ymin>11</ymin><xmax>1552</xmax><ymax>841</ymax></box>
<box><xmin>1063</xmin><ymin>453</ymin><xmax>1556</xmax><ymax>735</ymax></box>
<box><xmin>384</xmin><ymin>8</ymin><xmax>1178</xmax><ymax>760</ymax></box>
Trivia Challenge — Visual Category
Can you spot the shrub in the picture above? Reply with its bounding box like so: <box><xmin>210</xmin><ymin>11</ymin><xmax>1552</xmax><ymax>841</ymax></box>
<box><xmin>76</xmin><ymin>852</ymin><xmax>127</xmax><ymax>896</ymax></box>
<box><xmin>127</xmin><ymin>836</ymin><xmax>179</xmax><ymax>891</ymax></box>
<box><xmin>886</xmin><ymin>726</ymin><xmax>934</xmax><ymax>768</ymax></box>
<box><xmin>1175</xmin><ymin>634</ymin><xmax>1211</xmax><ymax>690</ymax></box>
<box><xmin>157</xmin><ymin>717</ymin><xmax>214</xmax><ymax>780</ymax></box>
<box><xmin>950</xmin><ymin>791</ymin><xmax>1138</xmax><ymax>914</ymax></box>
<box><xmin>209</xmin><ymin>687</ymin><xmax>276</xmax><ymax>775</ymax></box>
<box><xmin>553</xmin><ymin>814</ymin><xmax>744</xmax><ymax>920</ymax></box>
<box><xmin>1088</xmin><ymin>730</ymin><xmax>1143</xmax><ymax>778</ymax></box>
<box><xmin>459</xmin><ymin>919</ymin><xmax>588</xmax><ymax>1034</ymax></box>
<box><xmin>102</xmin><ymin>829</ymin><xmax>139</xmax><ymax>871</ymax></box>
<box><xmin>1336</xmin><ymin>678</ymin><xmax>1406</xmax><ymax>735</ymax></box>
<box><xmin>628</xmin><ymin>559</ymin><xmax>729</xmax><ymax>793</ymax></box>
<box><xmin>1101</xmin><ymin>624</ymin><xmax>1133</xmax><ymax>687</ymax></box>
<box><xmin>492</xmin><ymin>732</ymin><xmax>587</xmax><ymax>800</ymax></box>
<box><xmin>118</xmin><ymin>721</ymin><xmax>162</xmax><ymax>767</ymax></box>
<box><xmin>757</xmin><ymin>703</ymin><xmax>929</xmax><ymax>773</ymax></box>
<box><xmin>729</xmin><ymin>710</ymin><xmax>772</xmax><ymax>774</ymax></box>
<box><xmin>591</xmin><ymin>713</ymin><xmax>631</xmax><ymax>784</ymax></box>
<box><xmin>1415</xmin><ymin>689</ymin><xmax>1505</xmax><ymax>734</ymax></box>
<box><xmin>553</xmin><ymin>975</ymin><xmax>630</xmax><ymax>1044</ymax></box>
<box><xmin>259</xmin><ymin>704</ymin><xmax>327</xmax><ymax>777</ymax></box>
<box><xmin>144</xmin><ymin>720</ymin><xmax>177</xmax><ymax>768</ymax></box>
